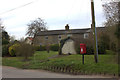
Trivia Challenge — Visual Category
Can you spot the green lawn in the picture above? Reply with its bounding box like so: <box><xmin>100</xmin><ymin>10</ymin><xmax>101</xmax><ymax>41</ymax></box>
<box><xmin>2</xmin><ymin>51</ymin><xmax>118</xmax><ymax>75</ymax></box>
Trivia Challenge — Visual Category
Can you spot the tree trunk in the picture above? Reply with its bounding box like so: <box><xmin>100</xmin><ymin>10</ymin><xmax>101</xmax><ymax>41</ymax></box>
<box><xmin>32</xmin><ymin>34</ymin><xmax>37</xmax><ymax>45</ymax></box>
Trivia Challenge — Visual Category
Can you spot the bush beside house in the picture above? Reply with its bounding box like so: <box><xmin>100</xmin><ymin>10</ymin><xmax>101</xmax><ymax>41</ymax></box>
<box><xmin>50</xmin><ymin>44</ymin><xmax>59</xmax><ymax>51</ymax></box>
<box><xmin>2</xmin><ymin>45</ymin><xmax>9</xmax><ymax>57</ymax></box>
<box><xmin>2</xmin><ymin>30</ymin><xmax>10</xmax><ymax>56</ymax></box>
<box><xmin>34</xmin><ymin>45</ymin><xmax>46</xmax><ymax>51</ymax></box>
<box><xmin>34</xmin><ymin>44</ymin><xmax>59</xmax><ymax>52</ymax></box>
<box><xmin>16</xmin><ymin>43</ymin><xmax>35</xmax><ymax>60</ymax></box>
<box><xmin>9</xmin><ymin>43</ymin><xmax>20</xmax><ymax>56</ymax></box>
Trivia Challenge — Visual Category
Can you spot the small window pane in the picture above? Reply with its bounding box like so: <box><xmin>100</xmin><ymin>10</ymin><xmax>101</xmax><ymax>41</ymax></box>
<box><xmin>67</xmin><ymin>34</ymin><xmax>72</xmax><ymax>37</ymax></box>
<box><xmin>58</xmin><ymin>35</ymin><xmax>61</xmax><ymax>40</ymax></box>
<box><xmin>84</xmin><ymin>33</ymin><xmax>89</xmax><ymax>39</ymax></box>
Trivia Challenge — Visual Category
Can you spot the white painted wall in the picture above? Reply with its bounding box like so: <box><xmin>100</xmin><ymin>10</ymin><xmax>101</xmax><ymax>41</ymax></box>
<box><xmin>26</xmin><ymin>38</ymin><xmax>32</xmax><ymax>45</ymax></box>
<box><xmin>62</xmin><ymin>39</ymin><xmax>76</xmax><ymax>54</ymax></box>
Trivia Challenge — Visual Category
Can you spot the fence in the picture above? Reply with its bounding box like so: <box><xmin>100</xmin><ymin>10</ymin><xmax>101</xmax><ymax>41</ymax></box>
<box><xmin>38</xmin><ymin>65</ymin><xmax>118</xmax><ymax>77</ymax></box>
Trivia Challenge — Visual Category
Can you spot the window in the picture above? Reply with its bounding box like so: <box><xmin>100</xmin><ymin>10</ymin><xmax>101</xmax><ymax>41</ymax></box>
<box><xmin>45</xmin><ymin>36</ymin><xmax>48</xmax><ymax>40</ymax></box>
<box><xmin>58</xmin><ymin>35</ymin><xmax>61</xmax><ymax>40</ymax></box>
<box><xmin>84</xmin><ymin>33</ymin><xmax>89</xmax><ymax>39</ymax></box>
<box><xmin>67</xmin><ymin>34</ymin><xmax>72</xmax><ymax>37</ymax></box>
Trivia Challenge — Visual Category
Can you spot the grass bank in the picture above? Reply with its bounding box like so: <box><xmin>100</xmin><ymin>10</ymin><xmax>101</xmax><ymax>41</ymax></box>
<box><xmin>2</xmin><ymin>51</ymin><xmax>118</xmax><ymax>75</ymax></box>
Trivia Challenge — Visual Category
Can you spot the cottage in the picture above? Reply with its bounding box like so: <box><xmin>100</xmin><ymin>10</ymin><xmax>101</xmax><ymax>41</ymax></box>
<box><xmin>25</xmin><ymin>37</ymin><xmax>33</xmax><ymax>45</ymax></box>
<box><xmin>33</xmin><ymin>24</ymin><xmax>105</xmax><ymax>47</ymax></box>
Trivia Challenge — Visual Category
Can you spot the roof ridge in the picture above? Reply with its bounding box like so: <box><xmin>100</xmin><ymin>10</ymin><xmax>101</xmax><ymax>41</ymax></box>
<box><xmin>37</xmin><ymin>27</ymin><xmax>105</xmax><ymax>36</ymax></box>
<box><xmin>42</xmin><ymin>28</ymin><xmax>91</xmax><ymax>32</ymax></box>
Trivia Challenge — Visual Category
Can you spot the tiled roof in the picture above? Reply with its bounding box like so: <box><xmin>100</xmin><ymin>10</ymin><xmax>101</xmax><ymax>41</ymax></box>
<box><xmin>37</xmin><ymin>28</ymin><xmax>90</xmax><ymax>36</ymax></box>
<box><xmin>36</xmin><ymin>27</ymin><xmax>105</xmax><ymax>36</ymax></box>
<box><xmin>26</xmin><ymin>37</ymin><xmax>33</xmax><ymax>41</ymax></box>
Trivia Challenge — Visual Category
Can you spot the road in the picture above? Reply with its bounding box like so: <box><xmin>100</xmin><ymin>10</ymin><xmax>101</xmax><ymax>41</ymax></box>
<box><xmin>2</xmin><ymin>66</ymin><xmax>112</xmax><ymax>78</ymax></box>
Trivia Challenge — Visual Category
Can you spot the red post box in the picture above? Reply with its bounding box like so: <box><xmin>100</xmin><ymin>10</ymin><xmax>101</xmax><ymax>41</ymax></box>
<box><xmin>80</xmin><ymin>43</ymin><xmax>86</xmax><ymax>54</ymax></box>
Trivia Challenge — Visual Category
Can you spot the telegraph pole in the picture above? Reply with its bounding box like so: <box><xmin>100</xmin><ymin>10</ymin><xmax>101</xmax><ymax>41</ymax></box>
<box><xmin>91</xmin><ymin>0</ymin><xmax>98</xmax><ymax>63</ymax></box>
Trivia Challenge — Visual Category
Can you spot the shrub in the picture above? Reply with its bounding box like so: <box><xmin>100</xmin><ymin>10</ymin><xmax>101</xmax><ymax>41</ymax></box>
<box><xmin>9</xmin><ymin>43</ymin><xmax>20</xmax><ymax>56</ymax></box>
<box><xmin>34</xmin><ymin>46</ymin><xmax>39</xmax><ymax>51</ymax></box>
<box><xmin>98</xmin><ymin>45</ymin><xmax>105</xmax><ymax>54</ymax></box>
<box><xmin>110</xmin><ymin>42</ymin><xmax>117</xmax><ymax>52</ymax></box>
<box><xmin>2</xmin><ymin>39</ymin><xmax>9</xmax><ymax>45</ymax></box>
<box><xmin>106</xmin><ymin>50</ymin><xmax>116</xmax><ymax>55</ymax></box>
<box><xmin>34</xmin><ymin>45</ymin><xmax>46</xmax><ymax>51</ymax></box>
<box><xmin>76</xmin><ymin>46</ymin><xmax>80</xmax><ymax>54</ymax></box>
<box><xmin>16</xmin><ymin>43</ymin><xmax>35</xmax><ymax>60</ymax></box>
<box><xmin>86</xmin><ymin>46</ymin><xmax>94</xmax><ymax>54</ymax></box>
<box><xmin>50</xmin><ymin>44</ymin><xmax>59</xmax><ymax>51</ymax></box>
<box><xmin>87</xmin><ymin>45</ymin><xmax>105</xmax><ymax>54</ymax></box>
<box><xmin>2</xmin><ymin>45</ymin><xmax>9</xmax><ymax>57</ymax></box>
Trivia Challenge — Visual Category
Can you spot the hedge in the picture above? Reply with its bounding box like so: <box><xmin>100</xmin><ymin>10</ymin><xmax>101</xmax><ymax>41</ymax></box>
<box><xmin>34</xmin><ymin>45</ymin><xmax>46</xmax><ymax>51</ymax></box>
<box><xmin>2</xmin><ymin>39</ymin><xmax>9</xmax><ymax>45</ymax></box>
<box><xmin>50</xmin><ymin>44</ymin><xmax>59</xmax><ymax>51</ymax></box>
<box><xmin>2</xmin><ymin>45</ymin><xmax>9</xmax><ymax>57</ymax></box>
<box><xmin>105</xmin><ymin>50</ymin><xmax>116</xmax><ymax>55</ymax></box>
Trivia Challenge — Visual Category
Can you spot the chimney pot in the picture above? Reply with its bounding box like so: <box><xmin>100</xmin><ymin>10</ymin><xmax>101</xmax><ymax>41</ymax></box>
<box><xmin>65</xmin><ymin>24</ymin><xmax>69</xmax><ymax>30</ymax></box>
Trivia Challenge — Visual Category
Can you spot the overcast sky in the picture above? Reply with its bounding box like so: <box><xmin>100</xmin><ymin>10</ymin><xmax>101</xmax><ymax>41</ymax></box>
<box><xmin>0</xmin><ymin>0</ymin><xmax>106</xmax><ymax>39</ymax></box>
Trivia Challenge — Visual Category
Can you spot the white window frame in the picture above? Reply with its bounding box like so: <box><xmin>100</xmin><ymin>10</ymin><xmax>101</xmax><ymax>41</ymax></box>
<box><xmin>84</xmin><ymin>33</ymin><xmax>89</xmax><ymax>39</ymax></box>
<box><xmin>67</xmin><ymin>34</ymin><xmax>72</xmax><ymax>37</ymax></box>
<box><xmin>45</xmin><ymin>36</ymin><xmax>48</xmax><ymax>40</ymax></box>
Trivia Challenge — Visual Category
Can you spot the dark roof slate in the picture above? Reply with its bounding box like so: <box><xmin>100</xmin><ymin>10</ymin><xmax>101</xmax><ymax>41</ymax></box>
<box><xmin>36</xmin><ymin>27</ymin><xmax>105</xmax><ymax>36</ymax></box>
<box><xmin>37</xmin><ymin>28</ymin><xmax>90</xmax><ymax>36</ymax></box>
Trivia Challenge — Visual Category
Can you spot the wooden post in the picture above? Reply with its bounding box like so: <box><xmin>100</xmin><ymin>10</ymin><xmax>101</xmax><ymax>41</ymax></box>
<box><xmin>91</xmin><ymin>0</ymin><xmax>98</xmax><ymax>63</ymax></box>
<box><xmin>82</xmin><ymin>54</ymin><xmax>84</xmax><ymax>64</ymax></box>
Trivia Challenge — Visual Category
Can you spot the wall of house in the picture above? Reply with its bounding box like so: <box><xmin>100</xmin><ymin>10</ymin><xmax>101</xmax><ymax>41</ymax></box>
<box><xmin>33</xmin><ymin>34</ymin><xmax>68</xmax><ymax>45</ymax></box>
<box><xmin>33</xmin><ymin>33</ymin><xmax>91</xmax><ymax>46</ymax></box>
<box><xmin>71</xmin><ymin>33</ymin><xmax>92</xmax><ymax>48</ymax></box>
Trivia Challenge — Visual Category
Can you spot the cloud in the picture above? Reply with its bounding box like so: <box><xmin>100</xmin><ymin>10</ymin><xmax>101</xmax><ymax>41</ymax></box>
<box><xmin>0</xmin><ymin>0</ymin><xmax>106</xmax><ymax>39</ymax></box>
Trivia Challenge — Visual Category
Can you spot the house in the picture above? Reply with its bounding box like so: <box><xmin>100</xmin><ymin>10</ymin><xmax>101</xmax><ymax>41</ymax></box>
<box><xmin>33</xmin><ymin>24</ymin><xmax>105</xmax><ymax>47</ymax></box>
<box><xmin>25</xmin><ymin>37</ymin><xmax>33</xmax><ymax>45</ymax></box>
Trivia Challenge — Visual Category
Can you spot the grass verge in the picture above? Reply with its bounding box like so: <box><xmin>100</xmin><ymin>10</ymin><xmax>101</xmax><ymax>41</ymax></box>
<box><xmin>2</xmin><ymin>51</ymin><xmax>118</xmax><ymax>75</ymax></box>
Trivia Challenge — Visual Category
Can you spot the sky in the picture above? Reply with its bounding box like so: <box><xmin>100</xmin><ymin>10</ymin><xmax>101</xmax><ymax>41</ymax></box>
<box><xmin>0</xmin><ymin>0</ymin><xmax>106</xmax><ymax>39</ymax></box>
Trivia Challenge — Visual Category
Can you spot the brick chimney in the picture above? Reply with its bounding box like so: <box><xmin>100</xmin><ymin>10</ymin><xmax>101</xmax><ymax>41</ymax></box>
<box><xmin>65</xmin><ymin>24</ymin><xmax>69</xmax><ymax>30</ymax></box>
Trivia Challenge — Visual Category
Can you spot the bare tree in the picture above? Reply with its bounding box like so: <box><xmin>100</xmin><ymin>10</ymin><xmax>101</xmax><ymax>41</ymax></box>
<box><xmin>26</xmin><ymin>18</ymin><xmax>48</xmax><ymax>37</ymax></box>
<box><xmin>102</xmin><ymin>2</ymin><xmax>119</xmax><ymax>27</ymax></box>
<box><xmin>102</xmin><ymin>1</ymin><xmax>120</xmax><ymax>63</ymax></box>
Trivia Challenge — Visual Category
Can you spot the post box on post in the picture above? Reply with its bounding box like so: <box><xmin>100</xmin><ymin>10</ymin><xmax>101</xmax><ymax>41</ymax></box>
<box><xmin>80</xmin><ymin>44</ymin><xmax>86</xmax><ymax>64</ymax></box>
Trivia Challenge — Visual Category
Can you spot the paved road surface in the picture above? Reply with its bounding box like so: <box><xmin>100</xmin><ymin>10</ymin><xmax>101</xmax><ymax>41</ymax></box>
<box><xmin>2</xmin><ymin>66</ymin><xmax>112</xmax><ymax>78</ymax></box>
